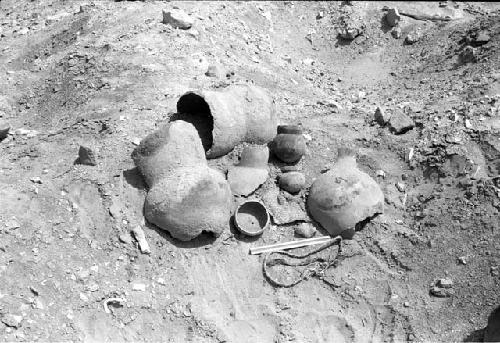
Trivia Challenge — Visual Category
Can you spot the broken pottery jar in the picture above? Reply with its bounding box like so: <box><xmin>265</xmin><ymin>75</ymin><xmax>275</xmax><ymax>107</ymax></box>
<box><xmin>227</xmin><ymin>145</ymin><xmax>269</xmax><ymax>196</ymax></box>
<box><xmin>132</xmin><ymin>121</ymin><xmax>232</xmax><ymax>241</ymax></box>
<box><xmin>270</xmin><ymin>125</ymin><xmax>306</xmax><ymax>163</ymax></box>
<box><xmin>175</xmin><ymin>84</ymin><xmax>278</xmax><ymax>158</ymax></box>
<box><xmin>307</xmin><ymin>148</ymin><xmax>384</xmax><ymax>239</ymax></box>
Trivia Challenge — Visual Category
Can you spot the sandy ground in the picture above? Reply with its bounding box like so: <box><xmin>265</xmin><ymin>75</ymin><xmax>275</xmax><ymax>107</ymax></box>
<box><xmin>0</xmin><ymin>1</ymin><xmax>499</xmax><ymax>342</ymax></box>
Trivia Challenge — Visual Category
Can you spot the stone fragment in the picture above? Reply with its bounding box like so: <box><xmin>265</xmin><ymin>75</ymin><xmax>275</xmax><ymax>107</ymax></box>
<box><xmin>485</xmin><ymin>306</ymin><xmax>500</xmax><ymax>342</ymax></box>
<box><xmin>437</xmin><ymin>278</ymin><xmax>453</xmax><ymax>288</ymax></box>
<box><xmin>131</xmin><ymin>225</ymin><xmax>151</xmax><ymax>254</ymax></box>
<box><xmin>395</xmin><ymin>182</ymin><xmax>406</xmax><ymax>192</ymax></box>
<box><xmin>119</xmin><ymin>233</ymin><xmax>133</xmax><ymax>244</ymax></box>
<box><xmin>460</xmin><ymin>45</ymin><xmax>477</xmax><ymax>63</ymax></box>
<box><xmin>0</xmin><ymin>120</ymin><xmax>10</xmax><ymax>140</ymax></box>
<box><xmin>294</xmin><ymin>223</ymin><xmax>316</xmax><ymax>238</ymax></box>
<box><xmin>279</xmin><ymin>172</ymin><xmax>305</xmax><ymax>194</ymax></box>
<box><xmin>205</xmin><ymin>64</ymin><xmax>223</xmax><ymax>78</ymax></box>
<box><xmin>385</xmin><ymin>8</ymin><xmax>401</xmax><ymax>27</ymax></box>
<box><xmin>78</xmin><ymin>145</ymin><xmax>97</xmax><ymax>166</ymax></box>
<box><xmin>162</xmin><ymin>9</ymin><xmax>193</xmax><ymax>30</ymax></box>
<box><xmin>1</xmin><ymin>314</ymin><xmax>23</xmax><ymax>328</ymax></box>
<box><xmin>405</xmin><ymin>29</ymin><xmax>422</xmax><ymax>45</ymax></box>
<box><xmin>374</xmin><ymin>106</ymin><xmax>391</xmax><ymax>126</ymax></box>
<box><xmin>391</xmin><ymin>27</ymin><xmax>402</xmax><ymax>39</ymax></box>
<box><xmin>389</xmin><ymin>111</ymin><xmax>414</xmax><ymax>134</ymax></box>
<box><xmin>430</xmin><ymin>286</ymin><xmax>454</xmax><ymax>297</ymax></box>
<box><xmin>474</xmin><ymin>31</ymin><xmax>490</xmax><ymax>45</ymax></box>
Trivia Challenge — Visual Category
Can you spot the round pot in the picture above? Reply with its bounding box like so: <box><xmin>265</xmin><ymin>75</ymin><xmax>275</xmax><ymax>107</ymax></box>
<box><xmin>176</xmin><ymin>84</ymin><xmax>278</xmax><ymax>158</ymax></box>
<box><xmin>234</xmin><ymin>200</ymin><xmax>270</xmax><ymax>236</ymax></box>
<box><xmin>270</xmin><ymin>125</ymin><xmax>306</xmax><ymax>163</ymax></box>
<box><xmin>307</xmin><ymin>149</ymin><xmax>384</xmax><ymax>238</ymax></box>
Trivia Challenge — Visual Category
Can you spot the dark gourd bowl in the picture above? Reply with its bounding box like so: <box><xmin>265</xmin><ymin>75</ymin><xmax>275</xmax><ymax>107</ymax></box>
<box><xmin>234</xmin><ymin>200</ymin><xmax>270</xmax><ymax>236</ymax></box>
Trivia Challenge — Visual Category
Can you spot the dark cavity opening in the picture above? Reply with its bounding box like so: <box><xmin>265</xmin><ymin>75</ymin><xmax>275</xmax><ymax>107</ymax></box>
<box><xmin>173</xmin><ymin>93</ymin><xmax>214</xmax><ymax>152</ymax></box>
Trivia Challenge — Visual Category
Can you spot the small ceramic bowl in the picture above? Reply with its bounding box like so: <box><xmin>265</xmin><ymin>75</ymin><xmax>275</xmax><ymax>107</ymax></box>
<box><xmin>234</xmin><ymin>200</ymin><xmax>270</xmax><ymax>236</ymax></box>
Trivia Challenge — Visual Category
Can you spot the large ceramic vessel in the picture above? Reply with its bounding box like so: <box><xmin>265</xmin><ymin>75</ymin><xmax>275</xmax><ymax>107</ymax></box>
<box><xmin>132</xmin><ymin>121</ymin><xmax>232</xmax><ymax>241</ymax></box>
<box><xmin>176</xmin><ymin>84</ymin><xmax>278</xmax><ymax>158</ymax></box>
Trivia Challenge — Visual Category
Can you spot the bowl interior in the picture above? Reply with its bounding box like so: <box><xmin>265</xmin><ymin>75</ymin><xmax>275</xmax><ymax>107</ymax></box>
<box><xmin>235</xmin><ymin>201</ymin><xmax>269</xmax><ymax>234</ymax></box>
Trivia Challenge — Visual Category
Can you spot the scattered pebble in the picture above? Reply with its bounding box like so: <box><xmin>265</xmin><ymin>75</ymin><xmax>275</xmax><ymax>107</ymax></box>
<box><xmin>132</xmin><ymin>225</ymin><xmax>151</xmax><ymax>254</ymax></box>
<box><xmin>1</xmin><ymin>314</ymin><xmax>23</xmax><ymax>328</ymax></box>
<box><xmin>205</xmin><ymin>64</ymin><xmax>221</xmax><ymax>77</ymax></box>
<box><xmin>389</xmin><ymin>111</ymin><xmax>415</xmax><ymax>134</ymax></box>
<box><xmin>119</xmin><ymin>232</ymin><xmax>133</xmax><ymax>245</ymax></box>
<box><xmin>132</xmin><ymin>283</ymin><xmax>146</xmax><ymax>291</ymax></box>
<box><xmin>5</xmin><ymin>218</ymin><xmax>20</xmax><ymax>230</ymax></box>
<box><xmin>465</xmin><ymin>119</ymin><xmax>472</xmax><ymax>129</ymax></box>
<box><xmin>279</xmin><ymin>172</ymin><xmax>306</xmax><ymax>194</ymax></box>
<box><xmin>391</xmin><ymin>27</ymin><xmax>402</xmax><ymax>39</ymax></box>
<box><xmin>376</xmin><ymin>170</ymin><xmax>386</xmax><ymax>178</ymax></box>
<box><xmin>460</xmin><ymin>45</ymin><xmax>477</xmax><ymax>63</ymax></box>
<box><xmin>458</xmin><ymin>256</ymin><xmax>467</xmax><ymax>265</ymax></box>
<box><xmin>131</xmin><ymin>137</ymin><xmax>142</xmax><ymax>146</ymax></box>
<box><xmin>294</xmin><ymin>223</ymin><xmax>317</xmax><ymax>238</ymax></box>
<box><xmin>385</xmin><ymin>8</ymin><xmax>401</xmax><ymax>27</ymax></box>
<box><xmin>396</xmin><ymin>182</ymin><xmax>406</xmax><ymax>192</ymax></box>
<box><xmin>162</xmin><ymin>9</ymin><xmax>193</xmax><ymax>30</ymax></box>
<box><xmin>374</xmin><ymin>106</ymin><xmax>391</xmax><ymax>126</ymax></box>
<box><xmin>437</xmin><ymin>278</ymin><xmax>453</xmax><ymax>288</ymax></box>
<box><xmin>78</xmin><ymin>145</ymin><xmax>97</xmax><ymax>166</ymax></box>
<box><xmin>0</xmin><ymin>120</ymin><xmax>10</xmax><ymax>140</ymax></box>
<box><xmin>405</xmin><ymin>29</ymin><xmax>423</xmax><ymax>45</ymax></box>
<box><xmin>30</xmin><ymin>177</ymin><xmax>42</xmax><ymax>184</ymax></box>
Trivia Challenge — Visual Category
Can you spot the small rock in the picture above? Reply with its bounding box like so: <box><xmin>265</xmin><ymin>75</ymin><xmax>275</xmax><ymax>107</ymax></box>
<box><xmin>395</xmin><ymin>182</ymin><xmax>406</xmax><ymax>192</ymax></box>
<box><xmin>391</xmin><ymin>27</ymin><xmax>402</xmax><ymax>39</ymax></box>
<box><xmin>376</xmin><ymin>170</ymin><xmax>386</xmax><ymax>178</ymax></box>
<box><xmin>437</xmin><ymin>278</ymin><xmax>453</xmax><ymax>288</ymax></box>
<box><xmin>458</xmin><ymin>256</ymin><xmax>467</xmax><ymax>265</ymax></box>
<box><xmin>0</xmin><ymin>120</ymin><xmax>10</xmax><ymax>140</ymax></box>
<box><xmin>473</xmin><ymin>30</ymin><xmax>490</xmax><ymax>45</ymax></box>
<box><xmin>119</xmin><ymin>233</ymin><xmax>133</xmax><ymax>244</ymax></box>
<box><xmin>294</xmin><ymin>223</ymin><xmax>316</xmax><ymax>238</ymax></box>
<box><xmin>1</xmin><ymin>314</ymin><xmax>23</xmax><ymax>328</ymax></box>
<box><xmin>281</xmin><ymin>165</ymin><xmax>301</xmax><ymax>173</ymax></box>
<box><xmin>460</xmin><ymin>45</ymin><xmax>476</xmax><ymax>63</ymax></box>
<box><xmin>78</xmin><ymin>145</ymin><xmax>97</xmax><ymax>166</ymax></box>
<box><xmin>430</xmin><ymin>286</ymin><xmax>453</xmax><ymax>298</ymax></box>
<box><xmin>5</xmin><ymin>218</ymin><xmax>20</xmax><ymax>230</ymax></box>
<box><xmin>491</xmin><ymin>266</ymin><xmax>499</xmax><ymax>276</ymax></box>
<box><xmin>86</xmin><ymin>282</ymin><xmax>99</xmax><ymax>292</ymax></box>
<box><xmin>132</xmin><ymin>283</ymin><xmax>146</xmax><ymax>291</ymax></box>
<box><xmin>30</xmin><ymin>177</ymin><xmax>42</xmax><ymax>184</ymax></box>
<box><xmin>385</xmin><ymin>8</ymin><xmax>401</xmax><ymax>27</ymax></box>
<box><xmin>131</xmin><ymin>137</ymin><xmax>141</xmax><ymax>146</ymax></box>
<box><xmin>389</xmin><ymin>111</ymin><xmax>414</xmax><ymax>134</ymax></box>
<box><xmin>316</xmin><ymin>11</ymin><xmax>324</xmax><ymax>20</ymax></box>
<box><xmin>205</xmin><ymin>64</ymin><xmax>226</xmax><ymax>78</ymax></box>
<box><xmin>374</xmin><ymin>106</ymin><xmax>391</xmax><ymax>126</ymax></box>
<box><xmin>403</xmin><ymin>301</ymin><xmax>410</xmax><ymax>307</ymax></box>
<box><xmin>132</xmin><ymin>225</ymin><xmax>151</xmax><ymax>254</ymax></box>
<box><xmin>162</xmin><ymin>9</ymin><xmax>193</xmax><ymax>30</ymax></box>
<box><xmin>405</xmin><ymin>29</ymin><xmax>422</xmax><ymax>45</ymax></box>
<box><xmin>109</xmin><ymin>202</ymin><xmax>121</xmax><ymax>219</ymax></box>
<box><xmin>465</xmin><ymin>119</ymin><xmax>472</xmax><ymax>129</ymax></box>
<box><xmin>279</xmin><ymin>172</ymin><xmax>306</xmax><ymax>194</ymax></box>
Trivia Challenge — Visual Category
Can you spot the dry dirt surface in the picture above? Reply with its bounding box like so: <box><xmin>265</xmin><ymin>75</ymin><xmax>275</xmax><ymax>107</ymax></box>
<box><xmin>1</xmin><ymin>1</ymin><xmax>500</xmax><ymax>342</ymax></box>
